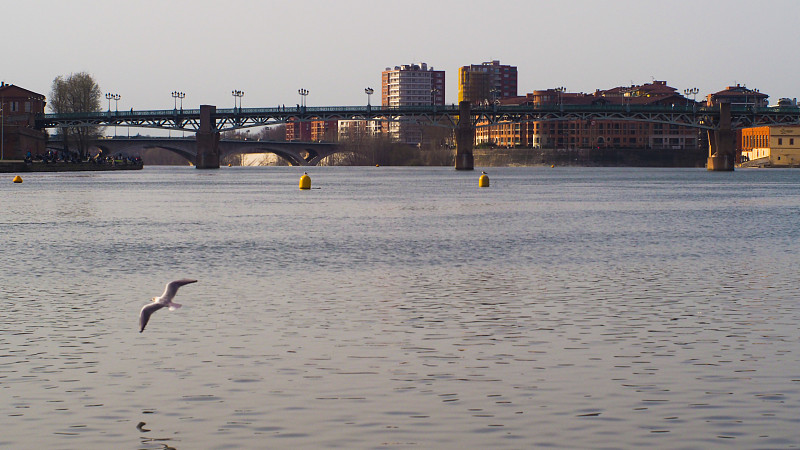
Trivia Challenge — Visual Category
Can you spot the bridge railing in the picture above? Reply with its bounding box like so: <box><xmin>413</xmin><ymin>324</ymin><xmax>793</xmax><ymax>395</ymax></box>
<box><xmin>40</xmin><ymin>104</ymin><xmax>800</xmax><ymax>120</ymax></box>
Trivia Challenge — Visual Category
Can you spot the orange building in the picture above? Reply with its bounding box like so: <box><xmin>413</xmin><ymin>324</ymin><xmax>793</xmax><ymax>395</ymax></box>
<box><xmin>285</xmin><ymin>119</ymin><xmax>311</xmax><ymax>141</ymax></box>
<box><xmin>458</xmin><ymin>60</ymin><xmax>517</xmax><ymax>103</ymax></box>
<box><xmin>740</xmin><ymin>125</ymin><xmax>800</xmax><ymax>166</ymax></box>
<box><xmin>286</xmin><ymin>119</ymin><xmax>338</xmax><ymax>142</ymax></box>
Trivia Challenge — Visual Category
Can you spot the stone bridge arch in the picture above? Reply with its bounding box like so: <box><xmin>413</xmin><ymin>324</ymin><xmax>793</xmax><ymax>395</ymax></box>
<box><xmin>49</xmin><ymin>137</ymin><xmax>340</xmax><ymax>167</ymax></box>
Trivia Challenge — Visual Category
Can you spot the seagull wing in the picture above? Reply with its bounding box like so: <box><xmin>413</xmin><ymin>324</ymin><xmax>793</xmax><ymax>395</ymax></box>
<box><xmin>139</xmin><ymin>302</ymin><xmax>166</xmax><ymax>333</ymax></box>
<box><xmin>160</xmin><ymin>279</ymin><xmax>198</xmax><ymax>301</ymax></box>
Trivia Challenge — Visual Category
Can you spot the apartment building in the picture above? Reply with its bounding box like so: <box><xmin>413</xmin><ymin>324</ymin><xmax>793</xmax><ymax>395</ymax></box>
<box><xmin>458</xmin><ymin>60</ymin><xmax>517</xmax><ymax>103</ymax></box>
<box><xmin>381</xmin><ymin>63</ymin><xmax>445</xmax><ymax>145</ymax></box>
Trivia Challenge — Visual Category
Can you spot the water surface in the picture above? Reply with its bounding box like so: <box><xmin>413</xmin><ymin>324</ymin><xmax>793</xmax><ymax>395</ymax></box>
<box><xmin>2</xmin><ymin>166</ymin><xmax>799</xmax><ymax>448</ymax></box>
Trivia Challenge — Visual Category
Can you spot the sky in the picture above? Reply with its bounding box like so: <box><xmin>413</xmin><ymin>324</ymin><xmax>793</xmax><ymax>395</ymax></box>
<box><xmin>4</xmin><ymin>0</ymin><xmax>800</xmax><ymax>112</ymax></box>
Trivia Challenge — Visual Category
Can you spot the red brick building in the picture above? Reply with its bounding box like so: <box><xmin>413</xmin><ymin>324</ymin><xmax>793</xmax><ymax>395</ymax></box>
<box><xmin>476</xmin><ymin>81</ymin><xmax>700</xmax><ymax>151</ymax></box>
<box><xmin>0</xmin><ymin>82</ymin><xmax>47</xmax><ymax>159</ymax></box>
<box><xmin>285</xmin><ymin>119</ymin><xmax>338</xmax><ymax>142</ymax></box>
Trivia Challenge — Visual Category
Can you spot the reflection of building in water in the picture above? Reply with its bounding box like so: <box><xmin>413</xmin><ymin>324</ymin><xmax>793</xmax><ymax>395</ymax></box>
<box><xmin>1</xmin><ymin>82</ymin><xmax>47</xmax><ymax>159</ymax></box>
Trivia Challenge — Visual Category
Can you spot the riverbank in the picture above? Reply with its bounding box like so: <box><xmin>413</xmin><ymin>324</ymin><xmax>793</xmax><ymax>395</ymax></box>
<box><xmin>0</xmin><ymin>160</ymin><xmax>143</xmax><ymax>173</ymax></box>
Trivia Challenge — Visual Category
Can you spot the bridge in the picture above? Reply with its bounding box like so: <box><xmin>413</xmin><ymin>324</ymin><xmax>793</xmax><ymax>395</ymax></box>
<box><xmin>36</xmin><ymin>102</ymin><xmax>800</xmax><ymax>171</ymax></box>
<box><xmin>48</xmin><ymin>137</ymin><xmax>338</xmax><ymax>166</ymax></box>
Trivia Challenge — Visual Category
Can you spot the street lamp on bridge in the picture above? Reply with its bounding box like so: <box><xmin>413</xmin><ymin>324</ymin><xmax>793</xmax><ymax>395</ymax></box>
<box><xmin>231</xmin><ymin>90</ymin><xmax>244</xmax><ymax>112</ymax></box>
<box><xmin>172</xmin><ymin>91</ymin><xmax>185</xmax><ymax>111</ymax></box>
<box><xmin>490</xmin><ymin>88</ymin><xmax>501</xmax><ymax>111</ymax></box>
<box><xmin>105</xmin><ymin>92</ymin><xmax>120</xmax><ymax>112</ymax></box>
<box><xmin>105</xmin><ymin>93</ymin><xmax>121</xmax><ymax>136</ymax></box>
<box><xmin>684</xmin><ymin>87</ymin><xmax>699</xmax><ymax>112</ymax></box>
<box><xmin>365</xmin><ymin>87</ymin><xmax>374</xmax><ymax>109</ymax></box>
<box><xmin>554</xmin><ymin>86</ymin><xmax>566</xmax><ymax>111</ymax></box>
<box><xmin>298</xmin><ymin>89</ymin><xmax>309</xmax><ymax>111</ymax></box>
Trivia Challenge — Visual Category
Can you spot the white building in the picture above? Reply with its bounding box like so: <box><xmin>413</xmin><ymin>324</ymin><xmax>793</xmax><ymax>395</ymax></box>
<box><xmin>381</xmin><ymin>63</ymin><xmax>445</xmax><ymax>144</ymax></box>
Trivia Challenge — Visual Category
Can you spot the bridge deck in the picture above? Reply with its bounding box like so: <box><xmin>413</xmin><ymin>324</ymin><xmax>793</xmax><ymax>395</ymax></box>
<box><xmin>37</xmin><ymin>104</ymin><xmax>800</xmax><ymax>133</ymax></box>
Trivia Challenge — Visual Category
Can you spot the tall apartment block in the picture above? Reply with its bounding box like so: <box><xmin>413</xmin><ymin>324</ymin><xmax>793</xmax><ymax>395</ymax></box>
<box><xmin>381</xmin><ymin>63</ymin><xmax>445</xmax><ymax>144</ymax></box>
<box><xmin>458</xmin><ymin>60</ymin><xmax>518</xmax><ymax>104</ymax></box>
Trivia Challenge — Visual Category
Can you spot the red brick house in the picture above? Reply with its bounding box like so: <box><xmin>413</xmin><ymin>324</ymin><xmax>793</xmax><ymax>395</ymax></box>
<box><xmin>0</xmin><ymin>82</ymin><xmax>47</xmax><ymax>159</ymax></box>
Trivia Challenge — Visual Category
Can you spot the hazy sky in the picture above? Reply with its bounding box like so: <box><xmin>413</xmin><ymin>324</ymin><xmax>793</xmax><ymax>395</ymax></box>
<box><xmin>4</xmin><ymin>0</ymin><xmax>800</xmax><ymax>111</ymax></box>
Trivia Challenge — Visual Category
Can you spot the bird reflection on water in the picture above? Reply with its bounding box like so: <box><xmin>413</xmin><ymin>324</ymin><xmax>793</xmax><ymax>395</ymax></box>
<box><xmin>136</xmin><ymin>421</ymin><xmax>177</xmax><ymax>449</ymax></box>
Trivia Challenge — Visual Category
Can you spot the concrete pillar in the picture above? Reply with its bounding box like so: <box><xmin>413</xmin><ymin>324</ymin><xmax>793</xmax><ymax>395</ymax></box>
<box><xmin>455</xmin><ymin>100</ymin><xmax>475</xmax><ymax>170</ymax></box>
<box><xmin>195</xmin><ymin>105</ymin><xmax>220</xmax><ymax>169</ymax></box>
<box><xmin>707</xmin><ymin>102</ymin><xmax>735</xmax><ymax>171</ymax></box>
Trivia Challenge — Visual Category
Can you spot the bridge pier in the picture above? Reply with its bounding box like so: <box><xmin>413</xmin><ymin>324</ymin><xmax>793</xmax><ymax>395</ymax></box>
<box><xmin>455</xmin><ymin>101</ymin><xmax>475</xmax><ymax>170</ymax></box>
<box><xmin>707</xmin><ymin>103</ymin><xmax>735</xmax><ymax>171</ymax></box>
<box><xmin>195</xmin><ymin>105</ymin><xmax>220</xmax><ymax>169</ymax></box>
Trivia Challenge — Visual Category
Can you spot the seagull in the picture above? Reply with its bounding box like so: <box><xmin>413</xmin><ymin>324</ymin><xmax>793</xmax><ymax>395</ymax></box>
<box><xmin>139</xmin><ymin>279</ymin><xmax>197</xmax><ymax>332</ymax></box>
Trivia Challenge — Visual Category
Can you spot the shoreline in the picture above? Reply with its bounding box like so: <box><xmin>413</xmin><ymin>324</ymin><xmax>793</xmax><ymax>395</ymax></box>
<box><xmin>0</xmin><ymin>160</ymin><xmax>143</xmax><ymax>173</ymax></box>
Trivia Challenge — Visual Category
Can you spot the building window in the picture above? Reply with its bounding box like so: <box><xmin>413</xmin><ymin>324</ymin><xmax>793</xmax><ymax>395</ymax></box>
<box><xmin>791</xmin><ymin>138</ymin><xmax>795</xmax><ymax>145</ymax></box>
<box><xmin>778</xmin><ymin>138</ymin><xmax>783</xmax><ymax>145</ymax></box>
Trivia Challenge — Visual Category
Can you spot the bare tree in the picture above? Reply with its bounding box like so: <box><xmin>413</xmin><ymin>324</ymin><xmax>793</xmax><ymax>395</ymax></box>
<box><xmin>49</xmin><ymin>72</ymin><xmax>103</xmax><ymax>157</ymax></box>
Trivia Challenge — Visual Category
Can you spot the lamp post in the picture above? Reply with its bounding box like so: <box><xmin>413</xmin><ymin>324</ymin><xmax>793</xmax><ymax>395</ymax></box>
<box><xmin>365</xmin><ymin>87</ymin><xmax>374</xmax><ymax>109</ymax></box>
<box><xmin>490</xmin><ymin>88</ymin><xmax>501</xmax><ymax>111</ymax></box>
<box><xmin>298</xmin><ymin>89</ymin><xmax>309</xmax><ymax>110</ymax></box>
<box><xmin>172</xmin><ymin>91</ymin><xmax>185</xmax><ymax>137</ymax></box>
<box><xmin>684</xmin><ymin>87</ymin><xmax>699</xmax><ymax>111</ymax></box>
<box><xmin>231</xmin><ymin>90</ymin><xmax>244</xmax><ymax>112</ymax></box>
<box><xmin>105</xmin><ymin>93</ymin><xmax>120</xmax><ymax>136</ymax></box>
<box><xmin>172</xmin><ymin>91</ymin><xmax>185</xmax><ymax>111</ymax></box>
<box><xmin>1</xmin><ymin>102</ymin><xmax>4</xmax><ymax>160</ymax></box>
<box><xmin>555</xmin><ymin>86</ymin><xmax>566</xmax><ymax>111</ymax></box>
<box><xmin>684</xmin><ymin>87</ymin><xmax>701</xmax><ymax>150</ymax></box>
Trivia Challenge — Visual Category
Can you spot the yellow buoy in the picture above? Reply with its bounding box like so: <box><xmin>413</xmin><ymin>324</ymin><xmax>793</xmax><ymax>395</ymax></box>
<box><xmin>12</xmin><ymin>175</ymin><xmax>23</xmax><ymax>183</ymax></box>
<box><xmin>550</xmin><ymin>164</ymin><xmax>555</xmax><ymax>168</ymax></box>
<box><xmin>299</xmin><ymin>172</ymin><xmax>311</xmax><ymax>190</ymax></box>
<box><xmin>478</xmin><ymin>171</ymin><xmax>489</xmax><ymax>188</ymax></box>
<box><xmin>228</xmin><ymin>163</ymin><xmax>232</xmax><ymax>167</ymax></box>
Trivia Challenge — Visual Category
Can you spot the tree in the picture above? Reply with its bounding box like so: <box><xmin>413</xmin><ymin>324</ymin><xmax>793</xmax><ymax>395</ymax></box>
<box><xmin>49</xmin><ymin>72</ymin><xmax>103</xmax><ymax>157</ymax></box>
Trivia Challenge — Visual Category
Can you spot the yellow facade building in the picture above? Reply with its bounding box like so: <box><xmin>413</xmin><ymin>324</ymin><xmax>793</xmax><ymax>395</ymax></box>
<box><xmin>741</xmin><ymin>125</ymin><xmax>800</xmax><ymax>167</ymax></box>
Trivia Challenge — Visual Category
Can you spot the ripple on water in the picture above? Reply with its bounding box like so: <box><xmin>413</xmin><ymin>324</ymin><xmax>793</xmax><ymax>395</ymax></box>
<box><xmin>3</xmin><ymin>168</ymin><xmax>800</xmax><ymax>448</ymax></box>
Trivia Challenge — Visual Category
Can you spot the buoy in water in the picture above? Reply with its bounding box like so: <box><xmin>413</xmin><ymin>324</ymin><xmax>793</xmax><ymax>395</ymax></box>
<box><xmin>550</xmin><ymin>164</ymin><xmax>555</xmax><ymax>168</ymax></box>
<box><xmin>478</xmin><ymin>171</ymin><xmax>489</xmax><ymax>188</ymax></box>
<box><xmin>12</xmin><ymin>175</ymin><xmax>23</xmax><ymax>183</ymax></box>
<box><xmin>299</xmin><ymin>172</ymin><xmax>311</xmax><ymax>190</ymax></box>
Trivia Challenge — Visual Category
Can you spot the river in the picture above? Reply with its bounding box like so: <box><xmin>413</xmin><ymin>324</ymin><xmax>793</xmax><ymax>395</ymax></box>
<box><xmin>2</xmin><ymin>166</ymin><xmax>799</xmax><ymax>448</ymax></box>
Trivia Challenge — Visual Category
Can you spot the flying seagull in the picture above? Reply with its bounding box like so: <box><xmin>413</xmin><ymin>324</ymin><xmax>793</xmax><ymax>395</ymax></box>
<box><xmin>139</xmin><ymin>279</ymin><xmax>197</xmax><ymax>332</ymax></box>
